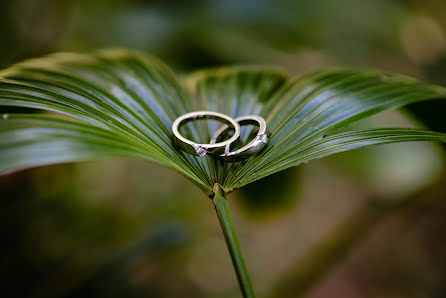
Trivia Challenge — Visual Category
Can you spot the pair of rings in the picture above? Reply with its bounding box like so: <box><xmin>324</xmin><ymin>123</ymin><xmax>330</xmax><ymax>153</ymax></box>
<box><xmin>172</xmin><ymin>111</ymin><xmax>269</xmax><ymax>161</ymax></box>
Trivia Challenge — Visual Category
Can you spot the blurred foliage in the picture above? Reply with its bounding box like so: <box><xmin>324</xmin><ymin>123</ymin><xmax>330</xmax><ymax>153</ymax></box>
<box><xmin>238</xmin><ymin>168</ymin><xmax>302</xmax><ymax>215</ymax></box>
<box><xmin>1</xmin><ymin>0</ymin><xmax>446</xmax><ymax>297</ymax></box>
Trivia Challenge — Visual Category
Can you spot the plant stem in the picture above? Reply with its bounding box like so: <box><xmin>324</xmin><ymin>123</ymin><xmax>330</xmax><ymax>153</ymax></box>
<box><xmin>212</xmin><ymin>184</ymin><xmax>256</xmax><ymax>298</ymax></box>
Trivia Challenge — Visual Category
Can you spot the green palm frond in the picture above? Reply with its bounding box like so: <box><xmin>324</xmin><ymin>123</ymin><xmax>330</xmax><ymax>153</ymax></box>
<box><xmin>1</xmin><ymin>49</ymin><xmax>446</xmax><ymax>195</ymax></box>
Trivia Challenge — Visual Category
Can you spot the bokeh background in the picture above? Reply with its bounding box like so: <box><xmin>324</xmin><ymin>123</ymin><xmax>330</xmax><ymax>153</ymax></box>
<box><xmin>1</xmin><ymin>0</ymin><xmax>446</xmax><ymax>297</ymax></box>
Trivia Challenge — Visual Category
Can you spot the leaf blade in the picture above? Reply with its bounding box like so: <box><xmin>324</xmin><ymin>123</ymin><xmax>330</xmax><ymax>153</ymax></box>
<box><xmin>232</xmin><ymin>128</ymin><xmax>446</xmax><ymax>188</ymax></box>
<box><xmin>1</xmin><ymin>50</ymin><xmax>446</xmax><ymax>194</ymax></box>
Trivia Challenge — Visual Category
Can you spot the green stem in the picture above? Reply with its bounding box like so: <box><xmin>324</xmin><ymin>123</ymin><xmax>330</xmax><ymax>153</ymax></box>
<box><xmin>212</xmin><ymin>184</ymin><xmax>256</xmax><ymax>298</ymax></box>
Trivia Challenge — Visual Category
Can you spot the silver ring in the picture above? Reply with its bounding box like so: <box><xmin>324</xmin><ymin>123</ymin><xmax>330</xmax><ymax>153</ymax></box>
<box><xmin>172</xmin><ymin>111</ymin><xmax>241</xmax><ymax>156</ymax></box>
<box><xmin>210</xmin><ymin>115</ymin><xmax>268</xmax><ymax>161</ymax></box>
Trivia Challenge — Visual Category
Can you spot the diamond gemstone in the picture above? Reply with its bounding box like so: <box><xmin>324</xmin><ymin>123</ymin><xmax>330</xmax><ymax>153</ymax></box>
<box><xmin>257</xmin><ymin>134</ymin><xmax>268</xmax><ymax>143</ymax></box>
<box><xmin>194</xmin><ymin>146</ymin><xmax>207</xmax><ymax>157</ymax></box>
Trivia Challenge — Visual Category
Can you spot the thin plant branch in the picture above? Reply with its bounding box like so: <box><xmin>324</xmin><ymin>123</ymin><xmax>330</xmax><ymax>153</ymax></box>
<box><xmin>212</xmin><ymin>183</ymin><xmax>256</xmax><ymax>298</ymax></box>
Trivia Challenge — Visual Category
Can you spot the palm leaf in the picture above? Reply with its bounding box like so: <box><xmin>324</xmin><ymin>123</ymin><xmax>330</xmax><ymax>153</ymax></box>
<box><xmin>0</xmin><ymin>114</ymin><xmax>156</xmax><ymax>173</ymax></box>
<box><xmin>1</xmin><ymin>49</ymin><xmax>446</xmax><ymax>195</ymax></box>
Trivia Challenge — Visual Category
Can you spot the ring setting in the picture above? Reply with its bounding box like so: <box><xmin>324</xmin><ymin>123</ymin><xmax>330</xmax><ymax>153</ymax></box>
<box><xmin>172</xmin><ymin>111</ymin><xmax>269</xmax><ymax>161</ymax></box>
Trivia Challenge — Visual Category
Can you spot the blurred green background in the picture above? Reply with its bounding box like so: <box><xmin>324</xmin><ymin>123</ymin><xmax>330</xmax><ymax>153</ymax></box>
<box><xmin>1</xmin><ymin>0</ymin><xmax>446</xmax><ymax>297</ymax></box>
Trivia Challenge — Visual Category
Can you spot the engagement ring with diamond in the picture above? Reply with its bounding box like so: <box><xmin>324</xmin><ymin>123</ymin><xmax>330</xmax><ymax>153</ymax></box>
<box><xmin>172</xmin><ymin>111</ymin><xmax>269</xmax><ymax>161</ymax></box>
<box><xmin>171</xmin><ymin>111</ymin><xmax>241</xmax><ymax>157</ymax></box>
<box><xmin>210</xmin><ymin>115</ymin><xmax>269</xmax><ymax>161</ymax></box>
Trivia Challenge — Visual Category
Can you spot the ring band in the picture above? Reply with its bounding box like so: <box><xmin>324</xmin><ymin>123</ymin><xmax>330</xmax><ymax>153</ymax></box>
<box><xmin>210</xmin><ymin>115</ymin><xmax>268</xmax><ymax>161</ymax></box>
<box><xmin>172</xmin><ymin>111</ymin><xmax>241</xmax><ymax>156</ymax></box>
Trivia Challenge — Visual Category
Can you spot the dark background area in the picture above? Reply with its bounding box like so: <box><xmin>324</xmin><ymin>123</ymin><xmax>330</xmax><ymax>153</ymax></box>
<box><xmin>1</xmin><ymin>0</ymin><xmax>446</xmax><ymax>297</ymax></box>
